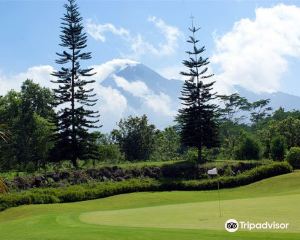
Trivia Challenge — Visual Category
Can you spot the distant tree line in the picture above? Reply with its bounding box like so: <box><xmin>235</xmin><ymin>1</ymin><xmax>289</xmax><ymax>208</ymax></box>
<box><xmin>0</xmin><ymin>78</ymin><xmax>300</xmax><ymax>171</ymax></box>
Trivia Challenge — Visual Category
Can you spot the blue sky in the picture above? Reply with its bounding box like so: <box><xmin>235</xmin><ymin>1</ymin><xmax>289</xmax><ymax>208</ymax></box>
<box><xmin>1</xmin><ymin>0</ymin><xmax>300</xmax><ymax>92</ymax></box>
<box><xmin>0</xmin><ymin>1</ymin><xmax>286</xmax><ymax>68</ymax></box>
<box><xmin>1</xmin><ymin>0</ymin><xmax>300</xmax><ymax>130</ymax></box>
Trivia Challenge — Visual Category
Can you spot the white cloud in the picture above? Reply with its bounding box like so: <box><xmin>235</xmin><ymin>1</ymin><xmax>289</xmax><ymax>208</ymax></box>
<box><xmin>93</xmin><ymin>84</ymin><xmax>128</xmax><ymax>130</ymax></box>
<box><xmin>86</xmin><ymin>17</ymin><xmax>182</xmax><ymax>59</ymax></box>
<box><xmin>212</xmin><ymin>4</ymin><xmax>300</xmax><ymax>94</ymax></box>
<box><xmin>158</xmin><ymin>65</ymin><xmax>185</xmax><ymax>80</ymax></box>
<box><xmin>113</xmin><ymin>74</ymin><xmax>149</xmax><ymax>97</ymax></box>
<box><xmin>0</xmin><ymin>65</ymin><xmax>54</xmax><ymax>95</ymax></box>
<box><xmin>147</xmin><ymin>16</ymin><xmax>181</xmax><ymax>56</ymax></box>
<box><xmin>112</xmin><ymin>74</ymin><xmax>176</xmax><ymax>116</ymax></box>
<box><xmin>92</xmin><ymin>58</ymin><xmax>139</xmax><ymax>82</ymax></box>
<box><xmin>143</xmin><ymin>92</ymin><xmax>176</xmax><ymax>117</ymax></box>
<box><xmin>86</xmin><ymin>20</ymin><xmax>130</xmax><ymax>42</ymax></box>
<box><xmin>93</xmin><ymin>84</ymin><xmax>127</xmax><ymax>115</ymax></box>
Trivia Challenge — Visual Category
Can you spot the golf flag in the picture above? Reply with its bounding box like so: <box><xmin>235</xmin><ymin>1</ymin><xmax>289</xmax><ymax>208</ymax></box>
<box><xmin>207</xmin><ymin>167</ymin><xmax>218</xmax><ymax>175</ymax></box>
<box><xmin>207</xmin><ymin>167</ymin><xmax>221</xmax><ymax>217</ymax></box>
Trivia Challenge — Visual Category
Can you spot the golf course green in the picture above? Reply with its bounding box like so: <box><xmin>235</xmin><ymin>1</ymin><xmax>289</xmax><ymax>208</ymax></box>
<box><xmin>0</xmin><ymin>171</ymin><xmax>300</xmax><ymax>240</ymax></box>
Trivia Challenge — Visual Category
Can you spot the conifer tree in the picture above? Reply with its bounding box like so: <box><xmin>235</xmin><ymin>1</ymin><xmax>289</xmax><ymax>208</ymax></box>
<box><xmin>51</xmin><ymin>0</ymin><xmax>99</xmax><ymax>167</ymax></box>
<box><xmin>177</xmin><ymin>20</ymin><xmax>218</xmax><ymax>164</ymax></box>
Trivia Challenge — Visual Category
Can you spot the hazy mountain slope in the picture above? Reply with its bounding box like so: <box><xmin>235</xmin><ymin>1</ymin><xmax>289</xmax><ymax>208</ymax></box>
<box><xmin>235</xmin><ymin>85</ymin><xmax>300</xmax><ymax>111</ymax></box>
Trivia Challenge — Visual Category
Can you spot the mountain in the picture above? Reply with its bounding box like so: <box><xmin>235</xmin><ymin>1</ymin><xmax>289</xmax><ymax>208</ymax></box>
<box><xmin>102</xmin><ymin>63</ymin><xmax>182</xmax><ymax>109</ymax></box>
<box><xmin>235</xmin><ymin>86</ymin><xmax>300</xmax><ymax>111</ymax></box>
<box><xmin>99</xmin><ymin>62</ymin><xmax>300</xmax><ymax>131</ymax></box>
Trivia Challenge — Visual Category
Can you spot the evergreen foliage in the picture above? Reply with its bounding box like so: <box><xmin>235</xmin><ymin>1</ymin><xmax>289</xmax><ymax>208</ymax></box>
<box><xmin>270</xmin><ymin>136</ymin><xmax>286</xmax><ymax>161</ymax></box>
<box><xmin>234</xmin><ymin>134</ymin><xmax>261</xmax><ymax>160</ymax></box>
<box><xmin>0</xmin><ymin>80</ymin><xmax>56</xmax><ymax>170</ymax></box>
<box><xmin>286</xmin><ymin>147</ymin><xmax>300</xmax><ymax>169</ymax></box>
<box><xmin>177</xmin><ymin>20</ymin><xmax>219</xmax><ymax>164</ymax></box>
<box><xmin>218</xmin><ymin>93</ymin><xmax>251</xmax><ymax>123</ymax></box>
<box><xmin>51</xmin><ymin>0</ymin><xmax>100</xmax><ymax>167</ymax></box>
<box><xmin>151</xmin><ymin>127</ymin><xmax>181</xmax><ymax>161</ymax></box>
<box><xmin>250</xmin><ymin>99</ymin><xmax>272</xmax><ymax>124</ymax></box>
<box><xmin>112</xmin><ymin>115</ymin><xmax>157</xmax><ymax>161</ymax></box>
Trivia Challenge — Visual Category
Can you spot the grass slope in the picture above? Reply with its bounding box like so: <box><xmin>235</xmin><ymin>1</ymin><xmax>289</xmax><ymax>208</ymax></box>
<box><xmin>0</xmin><ymin>171</ymin><xmax>300</xmax><ymax>240</ymax></box>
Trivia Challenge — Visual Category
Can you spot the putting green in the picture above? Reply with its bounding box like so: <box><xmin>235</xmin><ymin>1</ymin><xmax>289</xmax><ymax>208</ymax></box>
<box><xmin>0</xmin><ymin>171</ymin><xmax>300</xmax><ymax>240</ymax></box>
<box><xmin>80</xmin><ymin>194</ymin><xmax>300</xmax><ymax>232</ymax></box>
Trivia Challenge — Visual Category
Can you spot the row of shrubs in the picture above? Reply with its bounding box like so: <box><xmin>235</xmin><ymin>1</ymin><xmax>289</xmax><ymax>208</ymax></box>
<box><xmin>229</xmin><ymin>132</ymin><xmax>300</xmax><ymax>164</ymax></box>
<box><xmin>0</xmin><ymin>162</ymin><xmax>292</xmax><ymax>211</ymax></box>
<box><xmin>4</xmin><ymin>161</ymin><xmax>261</xmax><ymax>190</ymax></box>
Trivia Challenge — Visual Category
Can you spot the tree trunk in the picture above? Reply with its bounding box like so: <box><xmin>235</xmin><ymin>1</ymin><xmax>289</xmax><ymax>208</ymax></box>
<box><xmin>197</xmin><ymin>145</ymin><xmax>202</xmax><ymax>165</ymax></box>
<box><xmin>71</xmin><ymin>47</ymin><xmax>77</xmax><ymax>168</ymax></box>
<box><xmin>71</xmin><ymin>155</ymin><xmax>78</xmax><ymax>168</ymax></box>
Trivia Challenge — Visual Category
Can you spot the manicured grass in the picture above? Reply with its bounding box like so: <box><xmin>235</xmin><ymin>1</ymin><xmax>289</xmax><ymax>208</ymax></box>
<box><xmin>0</xmin><ymin>171</ymin><xmax>299</xmax><ymax>240</ymax></box>
<box><xmin>80</xmin><ymin>194</ymin><xmax>300</xmax><ymax>231</ymax></box>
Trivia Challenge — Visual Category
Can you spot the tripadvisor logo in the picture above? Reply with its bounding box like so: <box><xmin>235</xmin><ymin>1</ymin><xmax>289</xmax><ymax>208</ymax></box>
<box><xmin>225</xmin><ymin>219</ymin><xmax>289</xmax><ymax>232</ymax></box>
<box><xmin>225</xmin><ymin>219</ymin><xmax>239</xmax><ymax>232</ymax></box>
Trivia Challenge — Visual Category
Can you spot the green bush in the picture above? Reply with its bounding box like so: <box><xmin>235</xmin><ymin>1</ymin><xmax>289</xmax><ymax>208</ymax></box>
<box><xmin>183</xmin><ymin>147</ymin><xmax>219</xmax><ymax>162</ymax></box>
<box><xmin>286</xmin><ymin>147</ymin><xmax>300</xmax><ymax>169</ymax></box>
<box><xmin>270</xmin><ymin>136</ymin><xmax>286</xmax><ymax>161</ymax></box>
<box><xmin>0</xmin><ymin>162</ymin><xmax>292</xmax><ymax>211</ymax></box>
<box><xmin>183</xmin><ymin>148</ymin><xmax>198</xmax><ymax>162</ymax></box>
<box><xmin>234</xmin><ymin>135</ymin><xmax>261</xmax><ymax>160</ymax></box>
<box><xmin>223</xmin><ymin>165</ymin><xmax>234</xmax><ymax>176</ymax></box>
<box><xmin>0</xmin><ymin>192</ymin><xmax>60</xmax><ymax>211</ymax></box>
<box><xmin>202</xmin><ymin>147</ymin><xmax>219</xmax><ymax>162</ymax></box>
<box><xmin>99</xmin><ymin>144</ymin><xmax>123</xmax><ymax>163</ymax></box>
<box><xmin>25</xmin><ymin>162</ymin><xmax>36</xmax><ymax>173</ymax></box>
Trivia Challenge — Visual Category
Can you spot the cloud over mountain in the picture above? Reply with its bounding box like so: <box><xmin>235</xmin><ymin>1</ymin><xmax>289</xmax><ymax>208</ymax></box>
<box><xmin>92</xmin><ymin>59</ymin><xmax>139</xmax><ymax>82</ymax></box>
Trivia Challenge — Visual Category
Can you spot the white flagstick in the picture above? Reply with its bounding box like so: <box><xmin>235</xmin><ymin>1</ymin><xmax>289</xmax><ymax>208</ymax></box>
<box><xmin>217</xmin><ymin>179</ymin><xmax>221</xmax><ymax>217</ymax></box>
<box><xmin>207</xmin><ymin>167</ymin><xmax>221</xmax><ymax>217</ymax></box>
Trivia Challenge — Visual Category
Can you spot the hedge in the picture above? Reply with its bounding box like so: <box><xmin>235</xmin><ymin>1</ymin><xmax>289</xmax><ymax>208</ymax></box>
<box><xmin>0</xmin><ymin>162</ymin><xmax>292</xmax><ymax>211</ymax></box>
<box><xmin>162</xmin><ymin>161</ymin><xmax>293</xmax><ymax>190</ymax></box>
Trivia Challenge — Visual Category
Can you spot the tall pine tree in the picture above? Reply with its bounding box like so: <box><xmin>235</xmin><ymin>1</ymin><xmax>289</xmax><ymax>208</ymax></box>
<box><xmin>51</xmin><ymin>0</ymin><xmax>99</xmax><ymax>167</ymax></box>
<box><xmin>177</xmin><ymin>20</ymin><xmax>218</xmax><ymax>164</ymax></box>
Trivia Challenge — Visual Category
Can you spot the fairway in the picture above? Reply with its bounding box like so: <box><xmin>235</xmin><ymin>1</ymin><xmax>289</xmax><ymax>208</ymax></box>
<box><xmin>1</xmin><ymin>171</ymin><xmax>300</xmax><ymax>240</ymax></box>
